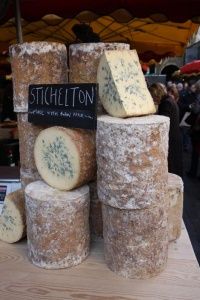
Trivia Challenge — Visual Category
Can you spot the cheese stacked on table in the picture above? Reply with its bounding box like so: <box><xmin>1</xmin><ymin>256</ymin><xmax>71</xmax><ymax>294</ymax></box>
<box><xmin>9</xmin><ymin>41</ymin><xmax>68</xmax><ymax>188</ymax></box>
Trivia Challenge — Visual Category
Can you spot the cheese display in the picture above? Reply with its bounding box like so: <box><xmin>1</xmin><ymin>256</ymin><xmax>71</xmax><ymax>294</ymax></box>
<box><xmin>34</xmin><ymin>127</ymin><xmax>96</xmax><ymax>190</ymax></box>
<box><xmin>25</xmin><ymin>181</ymin><xmax>90</xmax><ymax>269</ymax></box>
<box><xmin>20</xmin><ymin>168</ymin><xmax>41</xmax><ymax>189</ymax></box>
<box><xmin>0</xmin><ymin>189</ymin><xmax>26</xmax><ymax>243</ymax></box>
<box><xmin>17</xmin><ymin>113</ymin><xmax>46</xmax><ymax>171</ymax></box>
<box><xmin>97</xmin><ymin>50</ymin><xmax>156</xmax><ymax>117</ymax></box>
<box><xmin>9</xmin><ymin>42</ymin><xmax>68</xmax><ymax>112</ymax></box>
<box><xmin>102</xmin><ymin>203</ymin><xmax>168</xmax><ymax>278</ymax></box>
<box><xmin>89</xmin><ymin>181</ymin><xmax>103</xmax><ymax>239</ymax></box>
<box><xmin>168</xmin><ymin>173</ymin><xmax>184</xmax><ymax>241</ymax></box>
<box><xmin>97</xmin><ymin>115</ymin><xmax>169</xmax><ymax>209</ymax></box>
<box><xmin>69</xmin><ymin>43</ymin><xmax>130</xmax><ymax>114</ymax></box>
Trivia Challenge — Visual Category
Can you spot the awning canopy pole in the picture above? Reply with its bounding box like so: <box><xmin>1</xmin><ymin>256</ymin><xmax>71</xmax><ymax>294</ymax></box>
<box><xmin>14</xmin><ymin>0</ymin><xmax>23</xmax><ymax>43</ymax></box>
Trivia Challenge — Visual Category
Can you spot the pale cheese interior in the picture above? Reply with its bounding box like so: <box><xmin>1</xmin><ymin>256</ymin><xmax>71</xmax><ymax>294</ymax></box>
<box><xmin>0</xmin><ymin>200</ymin><xmax>24</xmax><ymax>243</ymax></box>
<box><xmin>34</xmin><ymin>127</ymin><xmax>80</xmax><ymax>190</ymax></box>
<box><xmin>97</xmin><ymin>50</ymin><xmax>156</xmax><ymax>117</ymax></box>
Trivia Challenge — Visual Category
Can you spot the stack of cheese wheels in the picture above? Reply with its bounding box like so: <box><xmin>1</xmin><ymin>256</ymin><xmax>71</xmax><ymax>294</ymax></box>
<box><xmin>34</xmin><ymin>127</ymin><xmax>96</xmax><ymax>191</ymax></box>
<box><xmin>9</xmin><ymin>41</ymin><xmax>68</xmax><ymax>188</ymax></box>
<box><xmin>168</xmin><ymin>173</ymin><xmax>184</xmax><ymax>241</ymax></box>
<box><xmin>25</xmin><ymin>181</ymin><xmax>90</xmax><ymax>269</ymax></box>
<box><xmin>97</xmin><ymin>115</ymin><xmax>170</xmax><ymax>278</ymax></box>
<box><xmin>89</xmin><ymin>181</ymin><xmax>103</xmax><ymax>239</ymax></box>
<box><xmin>69</xmin><ymin>43</ymin><xmax>130</xmax><ymax>238</ymax></box>
<box><xmin>69</xmin><ymin>43</ymin><xmax>130</xmax><ymax>115</ymax></box>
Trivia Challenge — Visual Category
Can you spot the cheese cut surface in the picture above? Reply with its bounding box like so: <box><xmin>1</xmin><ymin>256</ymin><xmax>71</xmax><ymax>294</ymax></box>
<box><xmin>34</xmin><ymin>127</ymin><xmax>96</xmax><ymax>190</ymax></box>
<box><xmin>168</xmin><ymin>173</ymin><xmax>184</xmax><ymax>241</ymax></box>
<box><xmin>25</xmin><ymin>181</ymin><xmax>90</xmax><ymax>269</ymax></box>
<box><xmin>0</xmin><ymin>189</ymin><xmax>26</xmax><ymax>243</ymax></box>
<box><xmin>97</xmin><ymin>115</ymin><xmax>169</xmax><ymax>209</ymax></box>
<box><xmin>97</xmin><ymin>50</ymin><xmax>156</xmax><ymax>117</ymax></box>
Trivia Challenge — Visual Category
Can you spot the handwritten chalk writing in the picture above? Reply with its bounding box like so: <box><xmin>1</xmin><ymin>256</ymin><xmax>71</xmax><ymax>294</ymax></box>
<box><xmin>29</xmin><ymin>84</ymin><xmax>96</xmax><ymax>108</ymax></box>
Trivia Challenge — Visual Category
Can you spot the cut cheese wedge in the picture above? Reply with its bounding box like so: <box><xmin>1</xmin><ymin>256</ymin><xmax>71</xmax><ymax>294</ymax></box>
<box><xmin>0</xmin><ymin>189</ymin><xmax>26</xmax><ymax>243</ymax></box>
<box><xmin>97</xmin><ymin>50</ymin><xmax>156</xmax><ymax>117</ymax></box>
<box><xmin>34</xmin><ymin>127</ymin><xmax>96</xmax><ymax>190</ymax></box>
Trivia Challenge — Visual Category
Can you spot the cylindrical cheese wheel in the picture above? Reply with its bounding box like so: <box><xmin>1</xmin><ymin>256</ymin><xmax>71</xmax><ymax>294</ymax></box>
<box><xmin>25</xmin><ymin>181</ymin><xmax>90</xmax><ymax>269</ymax></box>
<box><xmin>97</xmin><ymin>115</ymin><xmax>169</xmax><ymax>209</ymax></box>
<box><xmin>9</xmin><ymin>42</ymin><xmax>68</xmax><ymax>112</ymax></box>
<box><xmin>34</xmin><ymin>127</ymin><xmax>96</xmax><ymax>190</ymax></box>
<box><xmin>89</xmin><ymin>181</ymin><xmax>103</xmax><ymax>239</ymax></box>
<box><xmin>102</xmin><ymin>203</ymin><xmax>168</xmax><ymax>279</ymax></box>
<box><xmin>17</xmin><ymin>113</ymin><xmax>46</xmax><ymax>170</ymax></box>
<box><xmin>0</xmin><ymin>189</ymin><xmax>26</xmax><ymax>243</ymax></box>
<box><xmin>168</xmin><ymin>173</ymin><xmax>184</xmax><ymax>241</ymax></box>
<box><xmin>20</xmin><ymin>168</ymin><xmax>41</xmax><ymax>189</ymax></box>
<box><xmin>69</xmin><ymin>43</ymin><xmax>130</xmax><ymax>114</ymax></box>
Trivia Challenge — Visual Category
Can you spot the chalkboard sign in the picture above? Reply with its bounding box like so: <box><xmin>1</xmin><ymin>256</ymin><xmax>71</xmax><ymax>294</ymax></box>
<box><xmin>28</xmin><ymin>84</ymin><xmax>97</xmax><ymax>130</ymax></box>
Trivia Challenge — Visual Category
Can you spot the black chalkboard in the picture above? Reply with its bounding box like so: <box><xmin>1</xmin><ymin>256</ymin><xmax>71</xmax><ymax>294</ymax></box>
<box><xmin>28</xmin><ymin>84</ymin><xmax>97</xmax><ymax>130</ymax></box>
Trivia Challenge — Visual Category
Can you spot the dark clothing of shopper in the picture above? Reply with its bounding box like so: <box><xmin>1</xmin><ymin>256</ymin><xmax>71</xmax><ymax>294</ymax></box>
<box><xmin>158</xmin><ymin>95</ymin><xmax>183</xmax><ymax>177</ymax></box>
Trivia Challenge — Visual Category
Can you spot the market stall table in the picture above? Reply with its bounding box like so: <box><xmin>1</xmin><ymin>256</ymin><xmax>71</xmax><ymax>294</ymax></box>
<box><xmin>0</xmin><ymin>222</ymin><xmax>199</xmax><ymax>300</ymax></box>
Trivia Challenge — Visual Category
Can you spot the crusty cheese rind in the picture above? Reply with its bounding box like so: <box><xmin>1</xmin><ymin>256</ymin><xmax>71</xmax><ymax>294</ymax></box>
<box><xmin>34</xmin><ymin>127</ymin><xmax>96</xmax><ymax>190</ymax></box>
<box><xmin>97</xmin><ymin>50</ymin><xmax>156</xmax><ymax>117</ymax></box>
<box><xmin>0</xmin><ymin>189</ymin><xmax>26</xmax><ymax>243</ymax></box>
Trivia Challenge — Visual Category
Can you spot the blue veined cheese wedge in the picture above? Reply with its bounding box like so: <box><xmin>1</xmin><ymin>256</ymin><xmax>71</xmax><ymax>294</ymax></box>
<box><xmin>34</xmin><ymin>127</ymin><xmax>96</xmax><ymax>191</ymax></box>
<box><xmin>0</xmin><ymin>189</ymin><xmax>26</xmax><ymax>243</ymax></box>
<box><xmin>97</xmin><ymin>50</ymin><xmax>156</xmax><ymax>117</ymax></box>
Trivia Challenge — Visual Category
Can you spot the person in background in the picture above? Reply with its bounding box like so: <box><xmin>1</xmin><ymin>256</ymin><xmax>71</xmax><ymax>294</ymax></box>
<box><xmin>149</xmin><ymin>82</ymin><xmax>183</xmax><ymax>177</ymax></box>
<box><xmin>186</xmin><ymin>80</ymin><xmax>200</xmax><ymax>178</ymax></box>
<box><xmin>178</xmin><ymin>82</ymin><xmax>197</xmax><ymax>152</ymax></box>
<box><xmin>176</xmin><ymin>82</ymin><xmax>183</xmax><ymax>93</ymax></box>
<box><xmin>167</xmin><ymin>85</ymin><xmax>179</xmax><ymax>103</ymax></box>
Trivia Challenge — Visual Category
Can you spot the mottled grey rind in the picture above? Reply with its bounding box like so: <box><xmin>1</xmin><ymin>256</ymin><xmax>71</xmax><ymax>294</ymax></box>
<box><xmin>102</xmin><ymin>203</ymin><xmax>168</xmax><ymax>279</ymax></box>
<box><xmin>25</xmin><ymin>181</ymin><xmax>90</xmax><ymax>269</ymax></box>
<box><xmin>97</xmin><ymin>115</ymin><xmax>170</xmax><ymax>209</ymax></box>
<box><xmin>9</xmin><ymin>42</ymin><xmax>68</xmax><ymax>112</ymax></box>
<box><xmin>69</xmin><ymin>43</ymin><xmax>130</xmax><ymax>114</ymax></box>
<box><xmin>17</xmin><ymin>113</ymin><xmax>46</xmax><ymax>171</ymax></box>
<box><xmin>168</xmin><ymin>173</ymin><xmax>184</xmax><ymax>241</ymax></box>
<box><xmin>89</xmin><ymin>181</ymin><xmax>103</xmax><ymax>239</ymax></box>
<box><xmin>20</xmin><ymin>168</ymin><xmax>41</xmax><ymax>189</ymax></box>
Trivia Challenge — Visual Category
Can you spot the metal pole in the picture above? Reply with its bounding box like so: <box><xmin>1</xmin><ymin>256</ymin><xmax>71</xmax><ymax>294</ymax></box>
<box><xmin>14</xmin><ymin>0</ymin><xmax>23</xmax><ymax>43</ymax></box>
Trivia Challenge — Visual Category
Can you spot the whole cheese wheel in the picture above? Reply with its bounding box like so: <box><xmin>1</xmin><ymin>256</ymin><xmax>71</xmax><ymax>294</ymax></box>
<box><xmin>102</xmin><ymin>203</ymin><xmax>168</xmax><ymax>279</ymax></box>
<box><xmin>34</xmin><ymin>127</ymin><xmax>96</xmax><ymax>190</ymax></box>
<box><xmin>168</xmin><ymin>173</ymin><xmax>184</xmax><ymax>241</ymax></box>
<box><xmin>0</xmin><ymin>189</ymin><xmax>26</xmax><ymax>243</ymax></box>
<box><xmin>97</xmin><ymin>115</ymin><xmax>169</xmax><ymax>209</ymax></box>
<box><xmin>9</xmin><ymin>42</ymin><xmax>68</xmax><ymax>112</ymax></box>
<box><xmin>25</xmin><ymin>181</ymin><xmax>90</xmax><ymax>269</ymax></box>
<box><xmin>97</xmin><ymin>50</ymin><xmax>156</xmax><ymax>117</ymax></box>
<box><xmin>69</xmin><ymin>42</ymin><xmax>130</xmax><ymax>114</ymax></box>
<box><xmin>17</xmin><ymin>113</ymin><xmax>46</xmax><ymax>171</ymax></box>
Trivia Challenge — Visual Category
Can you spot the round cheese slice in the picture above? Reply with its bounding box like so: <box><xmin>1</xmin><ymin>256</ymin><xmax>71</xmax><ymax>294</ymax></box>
<box><xmin>34</xmin><ymin>126</ymin><xmax>96</xmax><ymax>190</ymax></box>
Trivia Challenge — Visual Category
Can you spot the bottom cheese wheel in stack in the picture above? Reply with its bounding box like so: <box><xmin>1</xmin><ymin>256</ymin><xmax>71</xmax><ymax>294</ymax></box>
<box><xmin>102</xmin><ymin>203</ymin><xmax>168</xmax><ymax>279</ymax></box>
<box><xmin>25</xmin><ymin>181</ymin><xmax>90</xmax><ymax>269</ymax></box>
<box><xmin>20</xmin><ymin>168</ymin><xmax>41</xmax><ymax>189</ymax></box>
<box><xmin>34</xmin><ymin>127</ymin><xmax>96</xmax><ymax>190</ymax></box>
<box><xmin>168</xmin><ymin>173</ymin><xmax>184</xmax><ymax>241</ymax></box>
<box><xmin>89</xmin><ymin>181</ymin><xmax>103</xmax><ymax>239</ymax></box>
<box><xmin>0</xmin><ymin>189</ymin><xmax>26</xmax><ymax>243</ymax></box>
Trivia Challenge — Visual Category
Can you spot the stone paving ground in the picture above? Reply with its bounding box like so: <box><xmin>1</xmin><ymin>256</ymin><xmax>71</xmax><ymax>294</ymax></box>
<box><xmin>183</xmin><ymin>151</ymin><xmax>200</xmax><ymax>265</ymax></box>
